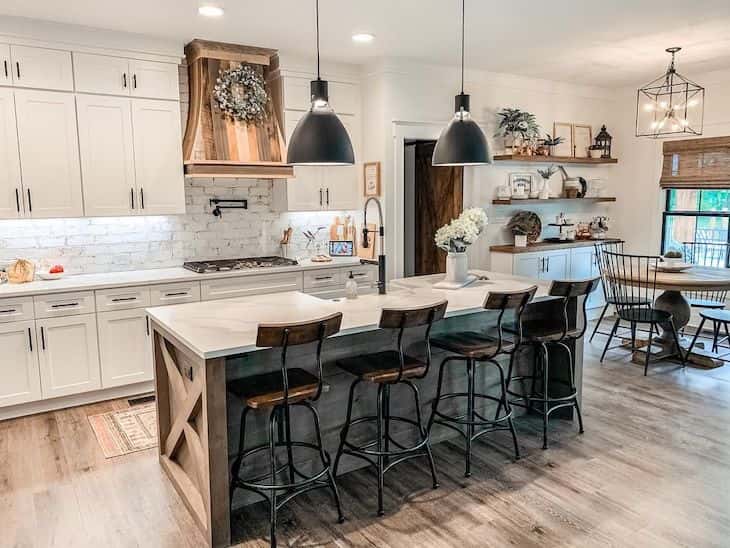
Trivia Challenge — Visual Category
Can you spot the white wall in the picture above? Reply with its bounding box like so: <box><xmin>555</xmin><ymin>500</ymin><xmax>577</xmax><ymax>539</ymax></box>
<box><xmin>361</xmin><ymin>59</ymin><xmax>621</xmax><ymax>277</ymax></box>
<box><xmin>612</xmin><ymin>68</ymin><xmax>730</xmax><ymax>255</ymax></box>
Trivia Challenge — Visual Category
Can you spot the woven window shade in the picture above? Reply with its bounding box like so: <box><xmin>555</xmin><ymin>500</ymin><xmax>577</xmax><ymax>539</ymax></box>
<box><xmin>660</xmin><ymin>136</ymin><xmax>730</xmax><ymax>188</ymax></box>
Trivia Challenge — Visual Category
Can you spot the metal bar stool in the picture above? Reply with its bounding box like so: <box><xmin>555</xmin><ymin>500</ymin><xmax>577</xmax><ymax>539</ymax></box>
<box><xmin>427</xmin><ymin>287</ymin><xmax>537</xmax><ymax>477</ymax></box>
<box><xmin>333</xmin><ymin>301</ymin><xmax>448</xmax><ymax>516</ymax></box>
<box><xmin>507</xmin><ymin>278</ymin><xmax>599</xmax><ymax>450</ymax></box>
<box><xmin>228</xmin><ymin>313</ymin><xmax>345</xmax><ymax>548</ymax></box>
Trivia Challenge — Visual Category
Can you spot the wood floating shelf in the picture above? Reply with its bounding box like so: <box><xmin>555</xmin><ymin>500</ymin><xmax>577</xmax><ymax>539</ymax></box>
<box><xmin>493</xmin><ymin>154</ymin><xmax>618</xmax><ymax>165</ymax></box>
<box><xmin>492</xmin><ymin>197</ymin><xmax>617</xmax><ymax>205</ymax></box>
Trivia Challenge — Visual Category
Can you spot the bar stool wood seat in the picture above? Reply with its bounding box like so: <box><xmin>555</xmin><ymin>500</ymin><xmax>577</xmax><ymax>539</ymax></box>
<box><xmin>333</xmin><ymin>301</ymin><xmax>448</xmax><ymax>517</ymax></box>
<box><xmin>428</xmin><ymin>287</ymin><xmax>537</xmax><ymax>477</ymax></box>
<box><xmin>228</xmin><ymin>313</ymin><xmax>345</xmax><ymax>548</ymax></box>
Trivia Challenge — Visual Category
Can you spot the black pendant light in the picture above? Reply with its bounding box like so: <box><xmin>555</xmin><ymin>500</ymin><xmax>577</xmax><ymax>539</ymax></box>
<box><xmin>432</xmin><ymin>0</ymin><xmax>491</xmax><ymax>166</ymax></box>
<box><xmin>287</xmin><ymin>0</ymin><xmax>355</xmax><ymax>166</ymax></box>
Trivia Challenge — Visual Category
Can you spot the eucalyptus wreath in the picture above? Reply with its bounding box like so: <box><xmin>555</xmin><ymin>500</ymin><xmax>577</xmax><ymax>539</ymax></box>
<box><xmin>213</xmin><ymin>64</ymin><xmax>269</xmax><ymax>124</ymax></box>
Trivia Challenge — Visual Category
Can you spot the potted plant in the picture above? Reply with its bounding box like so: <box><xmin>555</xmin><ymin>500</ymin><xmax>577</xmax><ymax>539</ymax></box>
<box><xmin>506</xmin><ymin>211</ymin><xmax>537</xmax><ymax>247</ymax></box>
<box><xmin>588</xmin><ymin>144</ymin><xmax>603</xmax><ymax>159</ymax></box>
<box><xmin>536</xmin><ymin>165</ymin><xmax>558</xmax><ymax>199</ymax></box>
<box><xmin>542</xmin><ymin>133</ymin><xmax>566</xmax><ymax>156</ymax></box>
<box><xmin>495</xmin><ymin>108</ymin><xmax>540</xmax><ymax>153</ymax></box>
<box><xmin>663</xmin><ymin>249</ymin><xmax>684</xmax><ymax>266</ymax></box>
<box><xmin>434</xmin><ymin>208</ymin><xmax>488</xmax><ymax>283</ymax></box>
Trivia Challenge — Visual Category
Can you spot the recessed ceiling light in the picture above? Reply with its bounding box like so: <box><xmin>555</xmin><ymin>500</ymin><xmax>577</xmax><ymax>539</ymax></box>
<box><xmin>352</xmin><ymin>33</ymin><xmax>375</xmax><ymax>44</ymax></box>
<box><xmin>198</xmin><ymin>4</ymin><xmax>224</xmax><ymax>17</ymax></box>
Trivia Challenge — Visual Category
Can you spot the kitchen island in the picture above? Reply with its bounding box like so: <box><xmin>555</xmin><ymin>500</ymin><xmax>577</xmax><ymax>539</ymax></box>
<box><xmin>146</xmin><ymin>271</ymin><xmax>585</xmax><ymax>547</ymax></box>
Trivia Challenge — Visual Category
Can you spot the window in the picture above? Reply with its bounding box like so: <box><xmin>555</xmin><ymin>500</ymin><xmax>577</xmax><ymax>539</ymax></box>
<box><xmin>662</xmin><ymin>189</ymin><xmax>730</xmax><ymax>266</ymax></box>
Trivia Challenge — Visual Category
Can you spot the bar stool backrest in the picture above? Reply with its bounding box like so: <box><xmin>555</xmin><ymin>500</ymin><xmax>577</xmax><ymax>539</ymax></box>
<box><xmin>483</xmin><ymin>286</ymin><xmax>538</xmax><ymax>353</ymax></box>
<box><xmin>549</xmin><ymin>278</ymin><xmax>601</xmax><ymax>339</ymax></box>
<box><xmin>256</xmin><ymin>312</ymin><xmax>343</xmax><ymax>403</ymax></box>
<box><xmin>379</xmin><ymin>300</ymin><xmax>448</xmax><ymax>383</ymax></box>
<box><xmin>683</xmin><ymin>241</ymin><xmax>730</xmax><ymax>304</ymax></box>
<box><xmin>602</xmin><ymin>250</ymin><xmax>660</xmax><ymax>315</ymax></box>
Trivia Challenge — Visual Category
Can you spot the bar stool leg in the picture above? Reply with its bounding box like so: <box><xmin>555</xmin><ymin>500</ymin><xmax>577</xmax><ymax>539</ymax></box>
<box><xmin>283</xmin><ymin>405</ymin><xmax>295</xmax><ymax>484</ymax></box>
<box><xmin>333</xmin><ymin>378</ymin><xmax>360</xmax><ymax>477</ymax></box>
<box><xmin>405</xmin><ymin>380</ymin><xmax>439</xmax><ymax>489</ymax></box>
<box><xmin>589</xmin><ymin>303</ymin><xmax>609</xmax><ymax>342</ymax></box>
<box><xmin>465</xmin><ymin>358</ymin><xmax>475</xmax><ymax>477</ymax></box>
<box><xmin>383</xmin><ymin>384</ymin><xmax>391</xmax><ymax>466</ymax></box>
<box><xmin>428</xmin><ymin>357</ymin><xmax>452</xmax><ymax>435</ymax></box>
<box><xmin>541</xmin><ymin>343</ymin><xmax>549</xmax><ymax>450</ymax></box>
<box><xmin>376</xmin><ymin>383</ymin><xmax>386</xmax><ymax>516</ymax></box>
<box><xmin>268</xmin><ymin>407</ymin><xmax>279</xmax><ymax>548</ymax></box>
<box><xmin>492</xmin><ymin>358</ymin><xmax>520</xmax><ymax>460</ymax></box>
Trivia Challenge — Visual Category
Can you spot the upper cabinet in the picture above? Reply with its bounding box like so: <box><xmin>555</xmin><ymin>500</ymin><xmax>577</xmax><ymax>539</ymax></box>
<box><xmin>283</xmin><ymin>76</ymin><xmax>359</xmax><ymax>115</ymax></box>
<box><xmin>14</xmin><ymin>89</ymin><xmax>83</xmax><ymax>218</ymax></box>
<box><xmin>0</xmin><ymin>88</ymin><xmax>23</xmax><ymax>219</ymax></box>
<box><xmin>10</xmin><ymin>45</ymin><xmax>74</xmax><ymax>91</ymax></box>
<box><xmin>74</xmin><ymin>53</ymin><xmax>179</xmax><ymax>101</ymax></box>
<box><xmin>0</xmin><ymin>44</ymin><xmax>11</xmax><ymax>86</ymax></box>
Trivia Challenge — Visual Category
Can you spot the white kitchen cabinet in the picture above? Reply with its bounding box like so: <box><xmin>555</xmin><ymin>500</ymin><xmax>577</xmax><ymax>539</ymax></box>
<box><xmin>201</xmin><ymin>272</ymin><xmax>303</xmax><ymax>301</ymax></box>
<box><xmin>10</xmin><ymin>45</ymin><xmax>74</xmax><ymax>91</ymax></box>
<box><xmin>97</xmin><ymin>309</ymin><xmax>152</xmax><ymax>388</ymax></box>
<box><xmin>36</xmin><ymin>313</ymin><xmax>101</xmax><ymax>399</ymax></box>
<box><xmin>0</xmin><ymin>44</ymin><xmax>11</xmax><ymax>86</ymax></box>
<box><xmin>513</xmin><ymin>254</ymin><xmax>542</xmax><ymax>279</ymax></box>
<box><xmin>282</xmin><ymin>76</ymin><xmax>358</xmax><ymax>115</ymax></box>
<box><xmin>0</xmin><ymin>88</ymin><xmax>23</xmax><ymax>219</ymax></box>
<box><xmin>14</xmin><ymin>89</ymin><xmax>83</xmax><ymax>218</ymax></box>
<box><xmin>77</xmin><ymin>94</ymin><xmax>138</xmax><ymax>216</ymax></box>
<box><xmin>570</xmin><ymin>246</ymin><xmax>605</xmax><ymax>308</ymax></box>
<box><xmin>74</xmin><ymin>52</ymin><xmax>131</xmax><ymax>96</ymax></box>
<box><xmin>129</xmin><ymin>60</ymin><xmax>180</xmax><ymax>101</ymax></box>
<box><xmin>284</xmin><ymin>110</ymin><xmax>326</xmax><ymax>211</ymax></box>
<box><xmin>540</xmin><ymin>250</ymin><xmax>570</xmax><ymax>281</ymax></box>
<box><xmin>324</xmin><ymin>115</ymin><xmax>359</xmax><ymax>210</ymax></box>
<box><xmin>131</xmin><ymin>99</ymin><xmax>185</xmax><ymax>214</ymax></box>
<box><xmin>0</xmin><ymin>320</ymin><xmax>41</xmax><ymax>407</ymax></box>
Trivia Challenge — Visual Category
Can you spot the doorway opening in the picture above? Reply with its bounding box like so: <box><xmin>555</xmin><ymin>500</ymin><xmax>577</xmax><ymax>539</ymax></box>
<box><xmin>403</xmin><ymin>140</ymin><xmax>464</xmax><ymax>277</ymax></box>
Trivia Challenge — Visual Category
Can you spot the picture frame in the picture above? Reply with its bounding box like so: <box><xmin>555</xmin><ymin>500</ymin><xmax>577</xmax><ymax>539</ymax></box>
<box><xmin>572</xmin><ymin>124</ymin><xmax>592</xmax><ymax>158</ymax></box>
<box><xmin>329</xmin><ymin>240</ymin><xmax>354</xmax><ymax>257</ymax></box>
<box><xmin>508</xmin><ymin>172</ymin><xmax>535</xmax><ymax>198</ymax></box>
<box><xmin>552</xmin><ymin>122</ymin><xmax>573</xmax><ymax>157</ymax></box>
<box><xmin>363</xmin><ymin>161</ymin><xmax>381</xmax><ymax>197</ymax></box>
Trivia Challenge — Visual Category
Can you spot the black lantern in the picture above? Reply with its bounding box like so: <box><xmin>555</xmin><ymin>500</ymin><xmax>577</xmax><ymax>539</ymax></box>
<box><xmin>595</xmin><ymin>125</ymin><xmax>612</xmax><ymax>159</ymax></box>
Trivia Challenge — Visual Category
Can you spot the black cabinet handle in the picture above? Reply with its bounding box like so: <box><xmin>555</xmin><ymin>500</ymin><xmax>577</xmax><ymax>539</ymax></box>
<box><xmin>547</xmin><ymin>257</ymin><xmax>550</xmax><ymax>271</ymax></box>
<box><xmin>15</xmin><ymin>188</ymin><xmax>20</xmax><ymax>213</ymax></box>
<box><xmin>0</xmin><ymin>309</ymin><xmax>16</xmax><ymax>314</ymax></box>
<box><xmin>319</xmin><ymin>188</ymin><xmax>323</xmax><ymax>207</ymax></box>
<box><xmin>314</xmin><ymin>276</ymin><xmax>333</xmax><ymax>281</ymax></box>
<box><xmin>40</xmin><ymin>327</ymin><xmax>46</xmax><ymax>350</ymax></box>
<box><xmin>51</xmin><ymin>302</ymin><xmax>79</xmax><ymax>308</ymax></box>
<box><xmin>3</xmin><ymin>60</ymin><xmax>7</xmax><ymax>78</ymax></box>
<box><xmin>130</xmin><ymin>188</ymin><xmax>135</xmax><ymax>209</ymax></box>
<box><xmin>133</xmin><ymin>74</ymin><xmax>137</xmax><ymax>89</ymax></box>
<box><xmin>326</xmin><ymin>188</ymin><xmax>330</xmax><ymax>207</ymax></box>
<box><xmin>111</xmin><ymin>297</ymin><xmax>137</xmax><ymax>302</ymax></box>
<box><xmin>146</xmin><ymin>316</ymin><xmax>150</xmax><ymax>336</ymax></box>
<box><xmin>28</xmin><ymin>328</ymin><xmax>33</xmax><ymax>352</ymax></box>
<box><xmin>123</xmin><ymin>73</ymin><xmax>127</xmax><ymax>88</ymax></box>
<box><xmin>26</xmin><ymin>189</ymin><xmax>32</xmax><ymax>212</ymax></box>
<box><xmin>15</xmin><ymin>61</ymin><xmax>20</xmax><ymax>79</ymax></box>
<box><xmin>164</xmin><ymin>292</ymin><xmax>188</xmax><ymax>297</ymax></box>
<box><xmin>140</xmin><ymin>188</ymin><xmax>145</xmax><ymax>209</ymax></box>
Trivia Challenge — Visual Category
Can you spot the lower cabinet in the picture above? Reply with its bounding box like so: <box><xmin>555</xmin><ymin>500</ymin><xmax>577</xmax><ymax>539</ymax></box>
<box><xmin>36</xmin><ymin>313</ymin><xmax>101</xmax><ymax>399</ymax></box>
<box><xmin>97</xmin><ymin>309</ymin><xmax>152</xmax><ymax>388</ymax></box>
<box><xmin>513</xmin><ymin>249</ymin><xmax>570</xmax><ymax>281</ymax></box>
<box><xmin>0</xmin><ymin>320</ymin><xmax>41</xmax><ymax>407</ymax></box>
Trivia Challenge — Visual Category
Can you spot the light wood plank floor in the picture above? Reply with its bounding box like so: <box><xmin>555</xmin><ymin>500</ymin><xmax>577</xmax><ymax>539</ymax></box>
<box><xmin>2</xmin><ymin>337</ymin><xmax>730</xmax><ymax>548</ymax></box>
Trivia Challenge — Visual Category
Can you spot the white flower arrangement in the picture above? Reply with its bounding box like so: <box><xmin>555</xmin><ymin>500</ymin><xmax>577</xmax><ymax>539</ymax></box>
<box><xmin>434</xmin><ymin>208</ymin><xmax>488</xmax><ymax>253</ymax></box>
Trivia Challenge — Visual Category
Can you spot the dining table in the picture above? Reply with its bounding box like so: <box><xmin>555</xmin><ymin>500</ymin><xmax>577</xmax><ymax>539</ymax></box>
<box><xmin>612</xmin><ymin>265</ymin><xmax>730</xmax><ymax>366</ymax></box>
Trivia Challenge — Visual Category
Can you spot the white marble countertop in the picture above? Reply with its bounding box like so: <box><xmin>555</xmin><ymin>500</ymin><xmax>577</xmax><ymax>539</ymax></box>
<box><xmin>0</xmin><ymin>258</ymin><xmax>366</xmax><ymax>299</ymax></box>
<box><xmin>146</xmin><ymin>271</ymin><xmax>549</xmax><ymax>359</ymax></box>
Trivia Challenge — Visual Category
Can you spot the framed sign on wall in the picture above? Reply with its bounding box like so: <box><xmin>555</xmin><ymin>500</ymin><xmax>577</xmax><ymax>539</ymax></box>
<box><xmin>364</xmin><ymin>161</ymin><xmax>381</xmax><ymax>196</ymax></box>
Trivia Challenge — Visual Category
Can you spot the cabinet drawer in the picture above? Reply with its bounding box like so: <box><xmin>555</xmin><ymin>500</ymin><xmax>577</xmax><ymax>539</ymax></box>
<box><xmin>348</xmin><ymin>266</ymin><xmax>377</xmax><ymax>286</ymax></box>
<box><xmin>0</xmin><ymin>296</ymin><xmax>34</xmax><ymax>323</ymax></box>
<box><xmin>34</xmin><ymin>291</ymin><xmax>95</xmax><ymax>319</ymax></box>
<box><xmin>150</xmin><ymin>282</ymin><xmax>201</xmax><ymax>306</ymax></box>
<box><xmin>95</xmin><ymin>286</ymin><xmax>151</xmax><ymax>311</ymax></box>
<box><xmin>201</xmin><ymin>273</ymin><xmax>303</xmax><ymax>301</ymax></box>
<box><xmin>303</xmin><ymin>269</ymin><xmax>343</xmax><ymax>289</ymax></box>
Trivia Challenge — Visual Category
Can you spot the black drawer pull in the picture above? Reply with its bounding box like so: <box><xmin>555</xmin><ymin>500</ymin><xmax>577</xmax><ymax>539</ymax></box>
<box><xmin>133</xmin><ymin>73</ymin><xmax>137</xmax><ymax>89</ymax></box>
<box><xmin>123</xmin><ymin>72</ymin><xmax>127</xmax><ymax>88</ymax></box>
<box><xmin>164</xmin><ymin>292</ymin><xmax>188</xmax><ymax>297</ymax></box>
<box><xmin>0</xmin><ymin>309</ymin><xmax>17</xmax><ymax>314</ymax></box>
<box><xmin>27</xmin><ymin>189</ymin><xmax>32</xmax><ymax>212</ymax></box>
<box><xmin>40</xmin><ymin>326</ymin><xmax>46</xmax><ymax>350</ymax></box>
<box><xmin>140</xmin><ymin>187</ymin><xmax>145</xmax><ymax>209</ymax></box>
<box><xmin>111</xmin><ymin>297</ymin><xmax>137</xmax><ymax>302</ymax></box>
<box><xmin>314</xmin><ymin>276</ymin><xmax>333</xmax><ymax>281</ymax></box>
<box><xmin>28</xmin><ymin>328</ymin><xmax>33</xmax><ymax>352</ymax></box>
<box><xmin>15</xmin><ymin>188</ymin><xmax>20</xmax><ymax>213</ymax></box>
<box><xmin>3</xmin><ymin>60</ymin><xmax>7</xmax><ymax>78</ymax></box>
<box><xmin>353</xmin><ymin>273</ymin><xmax>367</xmax><ymax>277</ymax></box>
<box><xmin>15</xmin><ymin>61</ymin><xmax>20</xmax><ymax>79</ymax></box>
<box><xmin>146</xmin><ymin>316</ymin><xmax>150</xmax><ymax>336</ymax></box>
<box><xmin>51</xmin><ymin>302</ymin><xmax>79</xmax><ymax>308</ymax></box>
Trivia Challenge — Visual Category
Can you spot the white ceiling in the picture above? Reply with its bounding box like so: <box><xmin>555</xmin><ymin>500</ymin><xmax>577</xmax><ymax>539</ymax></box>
<box><xmin>2</xmin><ymin>0</ymin><xmax>730</xmax><ymax>87</ymax></box>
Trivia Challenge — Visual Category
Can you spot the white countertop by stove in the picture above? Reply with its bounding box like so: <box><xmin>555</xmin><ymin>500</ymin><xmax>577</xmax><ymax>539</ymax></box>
<box><xmin>0</xmin><ymin>258</ymin><xmax>366</xmax><ymax>299</ymax></box>
<box><xmin>146</xmin><ymin>271</ymin><xmax>549</xmax><ymax>359</ymax></box>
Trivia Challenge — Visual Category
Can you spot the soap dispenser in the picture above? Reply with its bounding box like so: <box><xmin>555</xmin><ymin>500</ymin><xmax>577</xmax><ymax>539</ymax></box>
<box><xmin>345</xmin><ymin>271</ymin><xmax>358</xmax><ymax>299</ymax></box>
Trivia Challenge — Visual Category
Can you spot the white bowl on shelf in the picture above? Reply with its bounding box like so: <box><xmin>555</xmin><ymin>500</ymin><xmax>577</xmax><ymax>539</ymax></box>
<box><xmin>38</xmin><ymin>271</ymin><xmax>66</xmax><ymax>281</ymax></box>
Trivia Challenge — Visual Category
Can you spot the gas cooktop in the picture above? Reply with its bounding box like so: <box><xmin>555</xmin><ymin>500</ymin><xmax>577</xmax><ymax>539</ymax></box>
<box><xmin>183</xmin><ymin>257</ymin><xmax>299</xmax><ymax>274</ymax></box>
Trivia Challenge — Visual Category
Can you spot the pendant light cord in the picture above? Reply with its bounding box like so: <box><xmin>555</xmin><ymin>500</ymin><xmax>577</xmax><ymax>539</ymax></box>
<box><xmin>460</xmin><ymin>0</ymin><xmax>465</xmax><ymax>93</ymax></box>
<box><xmin>316</xmin><ymin>0</ymin><xmax>321</xmax><ymax>79</ymax></box>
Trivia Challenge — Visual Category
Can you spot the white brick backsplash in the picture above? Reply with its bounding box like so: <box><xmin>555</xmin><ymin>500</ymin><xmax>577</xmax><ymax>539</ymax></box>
<box><xmin>0</xmin><ymin>179</ymin><xmax>361</xmax><ymax>275</ymax></box>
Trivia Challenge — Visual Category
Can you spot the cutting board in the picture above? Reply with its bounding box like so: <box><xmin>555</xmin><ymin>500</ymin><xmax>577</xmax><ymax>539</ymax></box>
<box><xmin>357</xmin><ymin>223</ymin><xmax>376</xmax><ymax>260</ymax></box>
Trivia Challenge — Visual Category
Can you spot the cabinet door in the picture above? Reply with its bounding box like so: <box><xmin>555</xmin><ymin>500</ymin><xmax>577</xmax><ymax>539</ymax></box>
<box><xmin>77</xmin><ymin>95</ymin><xmax>137</xmax><ymax>216</ymax></box>
<box><xmin>284</xmin><ymin>110</ymin><xmax>325</xmax><ymax>211</ymax></box>
<box><xmin>540</xmin><ymin>250</ymin><xmax>570</xmax><ymax>281</ymax></box>
<box><xmin>73</xmin><ymin>52</ymin><xmax>130</xmax><ymax>96</ymax></box>
<box><xmin>98</xmin><ymin>309</ymin><xmax>152</xmax><ymax>388</ymax></box>
<box><xmin>15</xmin><ymin>90</ymin><xmax>83</xmax><ymax>218</ymax></box>
<box><xmin>513</xmin><ymin>254</ymin><xmax>541</xmax><ymax>279</ymax></box>
<box><xmin>129</xmin><ymin>60</ymin><xmax>179</xmax><ymax>101</ymax></box>
<box><xmin>10</xmin><ymin>45</ymin><xmax>74</xmax><ymax>91</ymax></box>
<box><xmin>570</xmin><ymin>247</ymin><xmax>604</xmax><ymax>308</ymax></box>
<box><xmin>37</xmin><ymin>314</ymin><xmax>101</xmax><ymax>399</ymax></box>
<box><xmin>0</xmin><ymin>320</ymin><xmax>41</xmax><ymax>407</ymax></box>
<box><xmin>324</xmin><ymin>115</ymin><xmax>359</xmax><ymax>210</ymax></box>
<box><xmin>0</xmin><ymin>44</ymin><xmax>11</xmax><ymax>86</ymax></box>
<box><xmin>131</xmin><ymin>99</ymin><xmax>185</xmax><ymax>214</ymax></box>
<box><xmin>0</xmin><ymin>88</ymin><xmax>23</xmax><ymax>219</ymax></box>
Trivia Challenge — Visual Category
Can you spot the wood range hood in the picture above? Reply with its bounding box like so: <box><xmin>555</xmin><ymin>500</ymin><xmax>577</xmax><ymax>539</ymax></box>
<box><xmin>182</xmin><ymin>39</ymin><xmax>293</xmax><ymax>179</ymax></box>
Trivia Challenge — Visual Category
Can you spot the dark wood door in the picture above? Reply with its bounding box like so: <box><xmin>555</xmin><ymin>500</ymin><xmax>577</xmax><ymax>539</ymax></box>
<box><xmin>414</xmin><ymin>141</ymin><xmax>463</xmax><ymax>275</ymax></box>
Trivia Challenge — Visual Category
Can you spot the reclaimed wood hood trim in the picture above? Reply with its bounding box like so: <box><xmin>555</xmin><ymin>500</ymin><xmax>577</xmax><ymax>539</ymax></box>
<box><xmin>183</xmin><ymin>39</ymin><xmax>293</xmax><ymax>180</ymax></box>
<box><xmin>660</xmin><ymin>136</ymin><xmax>730</xmax><ymax>188</ymax></box>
